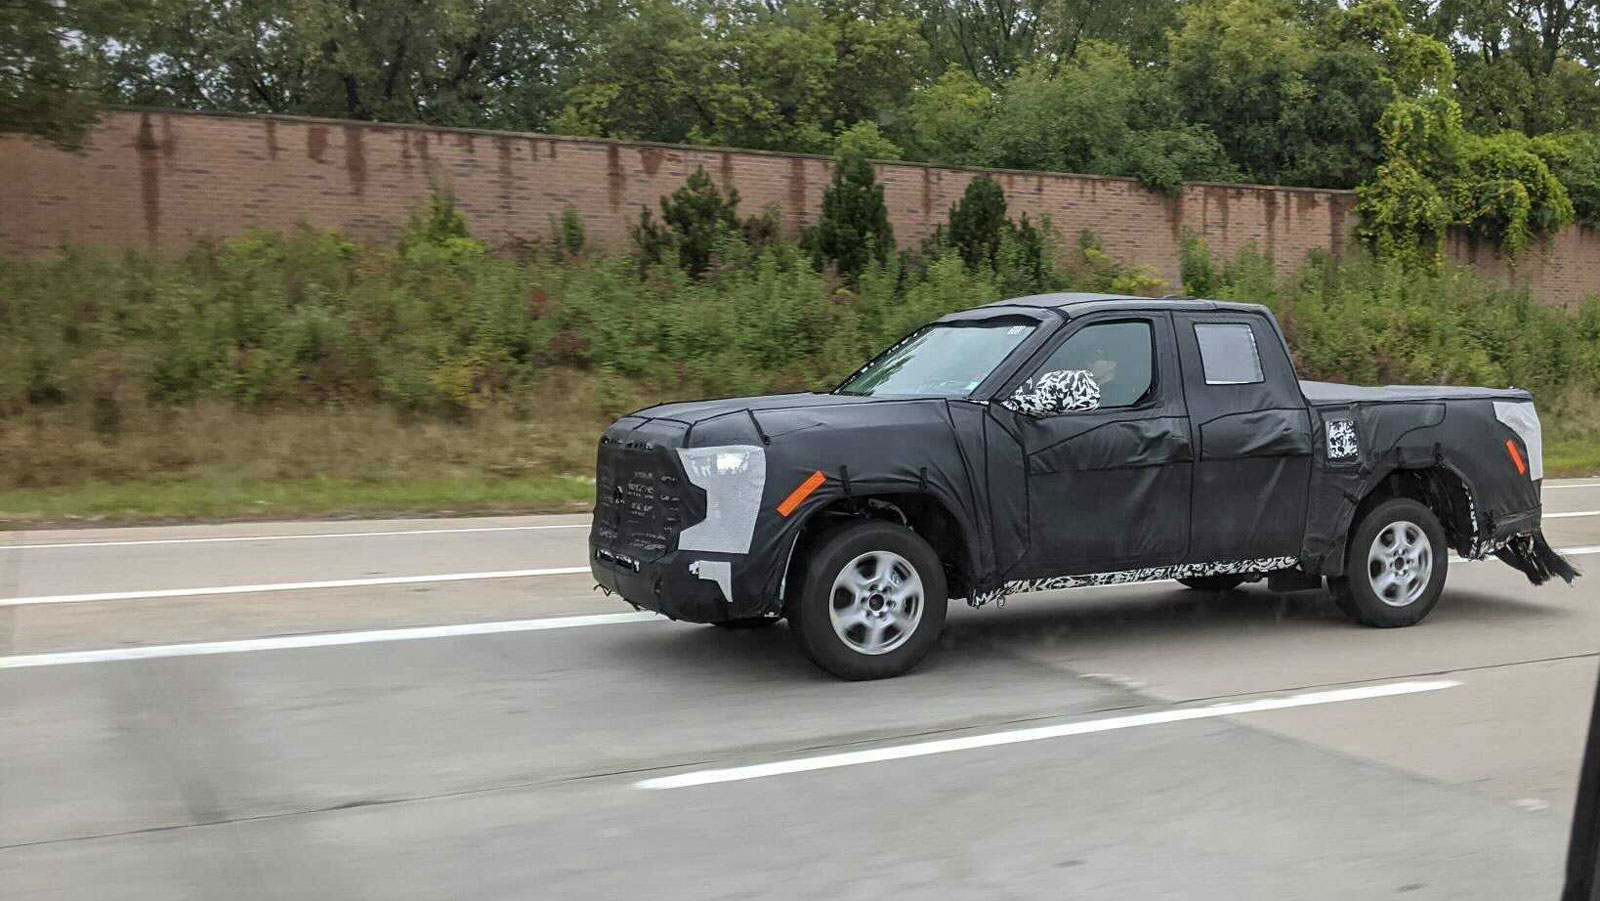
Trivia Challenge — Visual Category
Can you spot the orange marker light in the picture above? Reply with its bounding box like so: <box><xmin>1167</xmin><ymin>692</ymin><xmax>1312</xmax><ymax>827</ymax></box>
<box><xmin>777</xmin><ymin>470</ymin><xmax>827</xmax><ymax>517</ymax></box>
<box><xmin>1506</xmin><ymin>438</ymin><xmax>1527</xmax><ymax>475</ymax></box>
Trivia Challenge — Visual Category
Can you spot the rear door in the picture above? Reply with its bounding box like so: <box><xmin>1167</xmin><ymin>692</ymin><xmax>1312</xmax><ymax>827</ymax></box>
<box><xmin>1172</xmin><ymin>311</ymin><xmax>1312</xmax><ymax>561</ymax></box>
<box><xmin>990</xmin><ymin>312</ymin><xmax>1193</xmax><ymax>578</ymax></box>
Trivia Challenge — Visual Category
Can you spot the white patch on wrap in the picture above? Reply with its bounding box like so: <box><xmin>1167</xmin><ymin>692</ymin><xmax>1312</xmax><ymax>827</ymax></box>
<box><xmin>1493</xmin><ymin>400</ymin><xmax>1543</xmax><ymax>481</ymax></box>
<box><xmin>1002</xmin><ymin>369</ymin><xmax>1100</xmax><ymax>417</ymax></box>
<box><xmin>1326</xmin><ymin>419</ymin><xmax>1359</xmax><ymax>460</ymax></box>
<box><xmin>967</xmin><ymin>556</ymin><xmax>1301</xmax><ymax>608</ymax></box>
<box><xmin>689</xmin><ymin>560</ymin><xmax>733</xmax><ymax>603</ymax></box>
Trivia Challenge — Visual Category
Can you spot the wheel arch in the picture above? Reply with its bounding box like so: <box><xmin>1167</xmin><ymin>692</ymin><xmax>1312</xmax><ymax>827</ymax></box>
<box><xmin>1349</xmin><ymin>463</ymin><xmax>1479</xmax><ymax>558</ymax></box>
<box><xmin>779</xmin><ymin>491</ymin><xmax>977</xmax><ymax>604</ymax></box>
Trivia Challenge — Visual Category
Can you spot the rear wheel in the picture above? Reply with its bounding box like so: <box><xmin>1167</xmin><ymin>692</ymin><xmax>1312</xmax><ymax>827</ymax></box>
<box><xmin>1178</xmin><ymin>575</ymin><xmax>1246</xmax><ymax>592</ymax></box>
<box><xmin>787</xmin><ymin>520</ymin><xmax>948</xmax><ymax>680</ymax></box>
<box><xmin>1329</xmin><ymin>498</ymin><xmax>1447</xmax><ymax>627</ymax></box>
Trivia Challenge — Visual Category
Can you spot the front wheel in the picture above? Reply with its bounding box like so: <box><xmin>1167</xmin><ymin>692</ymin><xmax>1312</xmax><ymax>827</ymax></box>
<box><xmin>787</xmin><ymin>520</ymin><xmax>948</xmax><ymax>680</ymax></box>
<box><xmin>1329</xmin><ymin>497</ymin><xmax>1447</xmax><ymax>628</ymax></box>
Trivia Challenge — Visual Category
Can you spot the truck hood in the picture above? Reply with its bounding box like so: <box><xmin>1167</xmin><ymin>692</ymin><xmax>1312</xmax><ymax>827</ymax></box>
<box><xmin>634</xmin><ymin>392</ymin><xmax>891</xmax><ymax>426</ymax></box>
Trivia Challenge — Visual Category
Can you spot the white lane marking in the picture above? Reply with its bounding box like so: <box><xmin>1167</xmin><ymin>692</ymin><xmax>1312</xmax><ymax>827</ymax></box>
<box><xmin>4</xmin><ymin>546</ymin><xmax>1597</xmax><ymax>666</ymax></box>
<box><xmin>6</xmin><ymin>544</ymin><xmax>1596</xmax><ymax>610</ymax></box>
<box><xmin>0</xmin><ymin>523</ymin><xmax>590</xmax><ymax>551</ymax></box>
<box><xmin>0</xmin><ymin>612</ymin><xmax>661</xmax><ymax>669</ymax></box>
<box><xmin>0</xmin><ymin>567</ymin><xmax>591</xmax><ymax>607</ymax></box>
<box><xmin>10</xmin><ymin>508</ymin><xmax>1585</xmax><ymax>549</ymax></box>
<box><xmin>1547</xmin><ymin>482</ymin><xmax>1600</xmax><ymax>490</ymax></box>
<box><xmin>635</xmin><ymin>680</ymin><xmax>1462</xmax><ymax>790</ymax></box>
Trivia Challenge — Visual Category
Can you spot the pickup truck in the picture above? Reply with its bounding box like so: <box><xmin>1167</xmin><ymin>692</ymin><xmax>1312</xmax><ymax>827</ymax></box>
<box><xmin>590</xmin><ymin>293</ymin><xmax>1576</xmax><ymax>679</ymax></box>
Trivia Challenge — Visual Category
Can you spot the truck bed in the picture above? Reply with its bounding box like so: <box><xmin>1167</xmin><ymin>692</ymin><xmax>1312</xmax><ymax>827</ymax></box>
<box><xmin>1300</xmin><ymin>380</ymin><xmax>1532</xmax><ymax>405</ymax></box>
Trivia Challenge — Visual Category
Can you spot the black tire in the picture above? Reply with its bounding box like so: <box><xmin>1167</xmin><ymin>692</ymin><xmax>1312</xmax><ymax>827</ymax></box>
<box><xmin>1328</xmin><ymin>497</ymin><xmax>1448</xmax><ymax>627</ymax></box>
<box><xmin>787</xmin><ymin>520</ymin><xmax>949</xmax><ymax>680</ymax></box>
<box><xmin>1178</xmin><ymin>575</ymin><xmax>1246</xmax><ymax>592</ymax></box>
<box><xmin>711</xmin><ymin>617</ymin><xmax>779</xmax><ymax>630</ymax></box>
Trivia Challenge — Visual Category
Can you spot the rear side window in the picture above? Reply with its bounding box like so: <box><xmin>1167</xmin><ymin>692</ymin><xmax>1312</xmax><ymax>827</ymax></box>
<box><xmin>1194</xmin><ymin>323</ymin><xmax>1264</xmax><ymax>385</ymax></box>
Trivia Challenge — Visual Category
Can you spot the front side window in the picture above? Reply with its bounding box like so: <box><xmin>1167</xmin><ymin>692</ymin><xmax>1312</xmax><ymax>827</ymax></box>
<box><xmin>1193</xmin><ymin>323</ymin><xmax>1265</xmax><ymax>385</ymax></box>
<box><xmin>1029</xmin><ymin>320</ymin><xmax>1155</xmax><ymax>409</ymax></box>
<box><xmin>836</xmin><ymin>320</ymin><xmax>1037</xmax><ymax>398</ymax></box>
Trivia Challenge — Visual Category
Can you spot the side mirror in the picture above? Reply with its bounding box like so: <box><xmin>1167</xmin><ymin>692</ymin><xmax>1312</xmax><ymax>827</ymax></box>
<box><xmin>1002</xmin><ymin>369</ymin><xmax>1101</xmax><ymax>417</ymax></box>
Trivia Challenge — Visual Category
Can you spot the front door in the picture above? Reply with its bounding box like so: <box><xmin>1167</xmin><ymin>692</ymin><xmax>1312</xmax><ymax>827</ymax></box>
<box><xmin>988</xmin><ymin>313</ymin><xmax>1193</xmax><ymax>579</ymax></box>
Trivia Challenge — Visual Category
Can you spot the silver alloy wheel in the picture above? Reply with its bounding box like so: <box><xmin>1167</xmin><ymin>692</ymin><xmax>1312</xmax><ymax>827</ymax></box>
<box><xmin>828</xmin><ymin>550</ymin><xmax>925</xmax><ymax>655</ymax></box>
<box><xmin>1367</xmin><ymin>520</ymin><xmax>1433</xmax><ymax>607</ymax></box>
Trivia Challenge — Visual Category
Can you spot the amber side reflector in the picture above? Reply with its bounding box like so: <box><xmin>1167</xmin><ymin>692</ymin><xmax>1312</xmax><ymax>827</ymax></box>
<box><xmin>777</xmin><ymin>470</ymin><xmax>827</xmax><ymax>517</ymax></box>
<box><xmin>1506</xmin><ymin>438</ymin><xmax>1527</xmax><ymax>475</ymax></box>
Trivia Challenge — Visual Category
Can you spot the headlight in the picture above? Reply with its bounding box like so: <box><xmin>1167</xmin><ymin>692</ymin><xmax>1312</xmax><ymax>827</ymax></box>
<box><xmin>676</xmin><ymin>445</ymin><xmax>767</xmax><ymax>556</ymax></box>
<box><xmin>680</xmin><ymin>446</ymin><xmax>759</xmax><ymax>479</ymax></box>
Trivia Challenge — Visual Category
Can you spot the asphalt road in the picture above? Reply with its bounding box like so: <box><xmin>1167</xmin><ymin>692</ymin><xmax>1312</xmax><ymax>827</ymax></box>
<box><xmin>4</xmin><ymin>483</ymin><xmax>1600</xmax><ymax>899</ymax></box>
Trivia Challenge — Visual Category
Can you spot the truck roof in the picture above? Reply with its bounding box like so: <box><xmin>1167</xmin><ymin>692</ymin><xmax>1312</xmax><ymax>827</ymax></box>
<box><xmin>972</xmin><ymin>292</ymin><xmax>1270</xmax><ymax>318</ymax></box>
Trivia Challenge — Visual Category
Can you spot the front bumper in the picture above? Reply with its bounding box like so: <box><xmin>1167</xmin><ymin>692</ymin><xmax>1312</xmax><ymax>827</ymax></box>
<box><xmin>591</xmin><ymin>548</ymin><xmax>761</xmax><ymax>623</ymax></box>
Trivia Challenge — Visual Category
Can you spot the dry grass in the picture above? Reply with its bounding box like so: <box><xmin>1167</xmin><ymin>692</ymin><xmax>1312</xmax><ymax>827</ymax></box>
<box><xmin>1545</xmin><ymin>387</ymin><xmax>1600</xmax><ymax>477</ymax></box>
<box><xmin>0</xmin><ymin>475</ymin><xmax>595</xmax><ymax>526</ymax></box>
<box><xmin>0</xmin><ymin>371</ymin><xmax>654</xmax><ymax>492</ymax></box>
<box><xmin>0</xmin><ymin>371</ymin><xmax>668</xmax><ymax>525</ymax></box>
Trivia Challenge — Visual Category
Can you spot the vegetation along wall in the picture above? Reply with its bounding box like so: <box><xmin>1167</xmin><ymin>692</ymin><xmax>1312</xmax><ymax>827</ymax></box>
<box><xmin>3</xmin><ymin>108</ymin><xmax>1595</xmax><ymax>307</ymax></box>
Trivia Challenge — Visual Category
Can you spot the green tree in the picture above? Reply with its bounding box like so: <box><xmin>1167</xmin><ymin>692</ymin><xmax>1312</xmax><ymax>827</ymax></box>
<box><xmin>893</xmin><ymin>66</ymin><xmax>992</xmax><ymax>163</ymax></box>
<box><xmin>1358</xmin><ymin>95</ymin><xmax>1576</xmax><ymax>261</ymax></box>
<box><xmin>946</xmin><ymin>176</ymin><xmax>1010</xmax><ymax>271</ymax></box>
<box><xmin>914</xmin><ymin>0</ymin><xmax>1179</xmax><ymax>81</ymax></box>
<box><xmin>810</xmin><ymin>152</ymin><xmax>895</xmax><ymax>282</ymax></box>
<box><xmin>1415</xmin><ymin>0</ymin><xmax>1600</xmax><ymax>134</ymax></box>
<box><xmin>973</xmin><ymin>44</ymin><xmax>1239</xmax><ymax>191</ymax></box>
<box><xmin>1169</xmin><ymin>0</ymin><xmax>1452</xmax><ymax>187</ymax></box>
<box><xmin>833</xmin><ymin>121</ymin><xmax>903</xmax><ymax>160</ymax></box>
<box><xmin>2</xmin><ymin>0</ymin><xmax>114</xmax><ymax>148</ymax></box>
<box><xmin>94</xmin><ymin>0</ymin><xmax>609</xmax><ymax>130</ymax></box>
<box><xmin>659</xmin><ymin>167</ymin><xmax>742</xmax><ymax>277</ymax></box>
<box><xmin>1357</xmin><ymin>96</ymin><xmax>1467</xmax><ymax>264</ymax></box>
<box><xmin>557</xmin><ymin>0</ymin><xmax>925</xmax><ymax>152</ymax></box>
<box><xmin>1531</xmin><ymin>129</ymin><xmax>1600</xmax><ymax>226</ymax></box>
<box><xmin>1460</xmin><ymin>130</ymin><xmax>1576</xmax><ymax>252</ymax></box>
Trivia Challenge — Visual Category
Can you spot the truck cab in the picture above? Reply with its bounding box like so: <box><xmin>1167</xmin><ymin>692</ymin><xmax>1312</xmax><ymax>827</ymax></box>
<box><xmin>591</xmin><ymin>294</ymin><xmax>1573</xmax><ymax>679</ymax></box>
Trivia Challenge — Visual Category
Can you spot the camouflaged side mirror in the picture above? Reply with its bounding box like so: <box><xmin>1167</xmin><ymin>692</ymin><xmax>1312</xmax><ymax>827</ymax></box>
<box><xmin>1002</xmin><ymin>369</ymin><xmax>1102</xmax><ymax>417</ymax></box>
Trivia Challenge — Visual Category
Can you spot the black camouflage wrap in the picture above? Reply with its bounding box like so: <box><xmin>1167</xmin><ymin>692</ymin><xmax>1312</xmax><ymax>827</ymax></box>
<box><xmin>591</xmin><ymin>294</ymin><xmax>1575</xmax><ymax>623</ymax></box>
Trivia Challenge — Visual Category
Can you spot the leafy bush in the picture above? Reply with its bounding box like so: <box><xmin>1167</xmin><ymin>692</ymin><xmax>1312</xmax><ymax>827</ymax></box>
<box><xmin>550</xmin><ymin>207</ymin><xmax>586</xmax><ymax>260</ymax></box>
<box><xmin>1180</xmin><ymin>231</ymin><xmax>1221</xmax><ymax>296</ymax></box>
<box><xmin>399</xmin><ymin>194</ymin><xmax>474</xmax><ymax>257</ymax></box>
<box><xmin>630</xmin><ymin>208</ymin><xmax>672</xmax><ymax>274</ymax></box>
<box><xmin>1189</xmin><ymin>237</ymin><xmax>1600</xmax><ymax>415</ymax></box>
<box><xmin>1060</xmin><ymin>231</ymin><xmax>1168</xmax><ymax>296</ymax></box>
<box><xmin>5</xmin><ymin>201</ymin><xmax>1596</xmax><ymax>468</ymax></box>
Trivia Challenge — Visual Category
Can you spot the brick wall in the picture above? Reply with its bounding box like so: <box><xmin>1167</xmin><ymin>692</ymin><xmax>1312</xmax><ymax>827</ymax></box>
<box><xmin>1</xmin><ymin>108</ymin><xmax>1593</xmax><ymax>307</ymax></box>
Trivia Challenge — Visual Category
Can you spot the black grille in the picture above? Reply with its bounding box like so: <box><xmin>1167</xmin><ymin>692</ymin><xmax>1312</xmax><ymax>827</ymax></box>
<box><xmin>592</xmin><ymin>435</ymin><xmax>698</xmax><ymax>562</ymax></box>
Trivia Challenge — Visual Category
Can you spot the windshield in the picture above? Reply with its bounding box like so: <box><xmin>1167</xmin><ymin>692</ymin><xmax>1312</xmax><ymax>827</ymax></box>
<box><xmin>836</xmin><ymin>320</ymin><xmax>1037</xmax><ymax>397</ymax></box>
